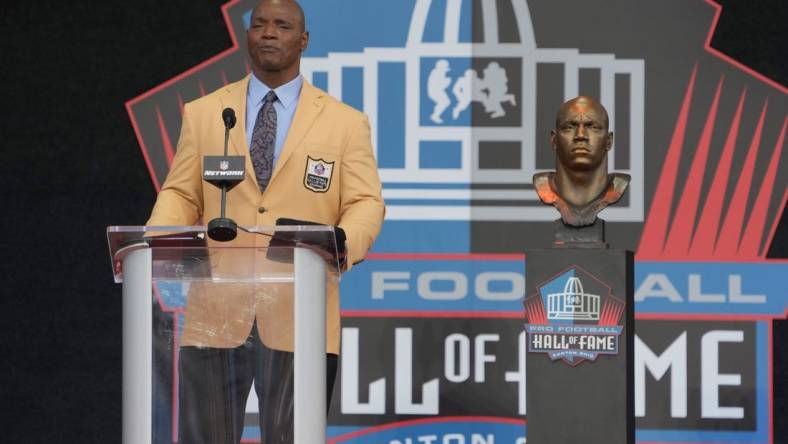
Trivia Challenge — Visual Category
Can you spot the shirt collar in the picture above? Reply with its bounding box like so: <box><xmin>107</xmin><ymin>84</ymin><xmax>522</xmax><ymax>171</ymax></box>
<box><xmin>248</xmin><ymin>73</ymin><xmax>303</xmax><ymax>109</ymax></box>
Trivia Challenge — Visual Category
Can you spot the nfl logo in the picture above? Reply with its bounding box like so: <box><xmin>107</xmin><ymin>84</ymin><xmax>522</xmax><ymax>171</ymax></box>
<box><xmin>219</xmin><ymin>160</ymin><xmax>229</xmax><ymax>171</ymax></box>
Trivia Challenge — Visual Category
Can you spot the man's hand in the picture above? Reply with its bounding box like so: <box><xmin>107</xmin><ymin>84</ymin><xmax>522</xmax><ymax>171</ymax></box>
<box><xmin>269</xmin><ymin>218</ymin><xmax>348</xmax><ymax>270</ymax></box>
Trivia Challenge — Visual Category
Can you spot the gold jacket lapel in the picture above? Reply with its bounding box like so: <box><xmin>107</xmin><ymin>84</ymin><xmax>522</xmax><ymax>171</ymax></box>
<box><xmin>269</xmin><ymin>81</ymin><xmax>325</xmax><ymax>185</ymax></box>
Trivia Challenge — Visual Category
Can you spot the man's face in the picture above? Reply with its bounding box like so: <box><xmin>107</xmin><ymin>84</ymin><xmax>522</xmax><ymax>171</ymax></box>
<box><xmin>246</xmin><ymin>0</ymin><xmax>308</xmax><ymax>75</ymax></box>
<box><xmin>550</xmin><ymin>98</ymin><xmax>613</xmax><ymax>172</ymax></box>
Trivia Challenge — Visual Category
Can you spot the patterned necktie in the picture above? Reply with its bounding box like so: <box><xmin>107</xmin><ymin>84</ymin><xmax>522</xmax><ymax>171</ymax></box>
<box><xmin>250</xmin><ymin>90</ymin><xmax>278</xmax><ymax>192</ymax></box>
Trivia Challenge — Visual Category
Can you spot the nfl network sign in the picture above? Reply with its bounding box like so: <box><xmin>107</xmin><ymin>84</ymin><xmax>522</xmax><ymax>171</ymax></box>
<box><xmin>128</xmin><ymin>0</ymin><xmax>786</xmax><ymax>443</ymax></box>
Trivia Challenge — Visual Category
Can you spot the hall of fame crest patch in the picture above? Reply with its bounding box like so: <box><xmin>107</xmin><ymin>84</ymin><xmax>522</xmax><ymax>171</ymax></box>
<box><xmin>524</xmin><ymin>266</ymin><xmax>625</xmax><ymax>366</ymax></box>
<box><xmin>304</xmin><ymin>156</ymin><xmax>334</xmax><ymax>192</ymax></box>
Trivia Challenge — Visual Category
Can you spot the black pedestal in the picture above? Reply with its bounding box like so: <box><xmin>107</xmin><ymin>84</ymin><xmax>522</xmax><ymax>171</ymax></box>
<box><xmin>524</xmin><ymin>247</ymin><xmax>634</xmax><ymax>444</ymax></box>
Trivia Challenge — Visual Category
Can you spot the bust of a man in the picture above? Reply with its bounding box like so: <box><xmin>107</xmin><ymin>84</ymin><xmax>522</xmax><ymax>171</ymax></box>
<box><xmin>534</xmin><ymin>96</ymin><xmax>630</xmax><ymax>227</ymax></box>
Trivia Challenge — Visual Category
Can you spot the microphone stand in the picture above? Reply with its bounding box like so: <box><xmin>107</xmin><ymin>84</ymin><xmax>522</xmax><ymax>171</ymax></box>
<box><xmin>207</xmin><ymin>112</ymin><xmax>239</xmax><ymax>241</ymax></box>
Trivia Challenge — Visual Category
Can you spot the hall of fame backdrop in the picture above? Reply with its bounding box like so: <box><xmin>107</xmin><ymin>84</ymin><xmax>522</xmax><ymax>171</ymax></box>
<box><xmin>127</xmin><ymin>1</ymin><xmax>787</xmax><ymax>442</ymax></box>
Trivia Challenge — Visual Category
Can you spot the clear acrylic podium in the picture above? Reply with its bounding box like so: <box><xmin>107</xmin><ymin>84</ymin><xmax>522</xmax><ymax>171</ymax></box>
<box><xmin>107</xmin><ymin>225</ymin><xmax>341</xmax><ymax>444</ymax></box>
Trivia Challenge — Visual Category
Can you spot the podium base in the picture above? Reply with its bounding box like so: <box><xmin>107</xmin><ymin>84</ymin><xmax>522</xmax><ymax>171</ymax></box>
<box><xmin>207</xmin><ymin>217</ymin><xmax>237</xmax><ymax>241</ymax></box>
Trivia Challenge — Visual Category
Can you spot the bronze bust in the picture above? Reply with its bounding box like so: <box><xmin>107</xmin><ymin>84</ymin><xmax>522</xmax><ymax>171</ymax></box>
<box><xmin>534</xmin><ymin>96</ymin><xmax>630</xmax><ymax>227</ymax></box>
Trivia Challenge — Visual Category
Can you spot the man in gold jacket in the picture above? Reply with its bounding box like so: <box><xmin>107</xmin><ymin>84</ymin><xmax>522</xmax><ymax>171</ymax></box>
<box><xmin>146</xmin><ymin>0</ymin><xmax>385</xmax><ymax>442</ymax></box>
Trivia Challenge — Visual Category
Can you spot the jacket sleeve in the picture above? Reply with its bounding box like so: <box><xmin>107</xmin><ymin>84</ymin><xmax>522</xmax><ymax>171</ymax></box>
<box><xmin>337</xmin><ymin>114</ymin><xmax>385</xmax><ymax>271</ymax></box>
<box><xmin>146</xmin><ymin>103</ymin><xmax>204</xmax><ymax>226</ymax></box>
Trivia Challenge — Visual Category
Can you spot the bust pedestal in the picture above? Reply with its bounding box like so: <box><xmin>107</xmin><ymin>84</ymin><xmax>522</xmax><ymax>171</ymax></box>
<box><xmin>524</xmin><ymin>221</ymin><xmax>634</xmax><ymax>444</ymax></box>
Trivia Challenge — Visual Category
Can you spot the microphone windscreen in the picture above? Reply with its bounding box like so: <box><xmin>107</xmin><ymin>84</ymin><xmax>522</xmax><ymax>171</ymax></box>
<box><xmin>222</xmin><ymin>108</ymin><xmax>237</xmax><ymax>129</ymax></box>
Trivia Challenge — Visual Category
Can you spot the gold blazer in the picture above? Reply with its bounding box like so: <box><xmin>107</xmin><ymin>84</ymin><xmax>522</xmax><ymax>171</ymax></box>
<box><xmin>147</xmin><ymin>76</ymin><xmax>385</xmax><ymax>354</ymax></box>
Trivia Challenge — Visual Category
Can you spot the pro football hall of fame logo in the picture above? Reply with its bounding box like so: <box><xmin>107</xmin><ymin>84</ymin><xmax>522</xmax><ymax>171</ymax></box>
<box><xmin>524</xmin><ymin>266</ymin><xmax>625</xmax><ymax>366</ymax></box>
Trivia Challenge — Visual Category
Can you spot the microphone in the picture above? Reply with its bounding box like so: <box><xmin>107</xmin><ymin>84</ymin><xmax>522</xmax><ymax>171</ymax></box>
<box><xmin>205</xmin><ymin>107</ymin><xmax>245</xmax><ymax>241</ymax></box>
<box><xmin>222</xmin><ymin>108</ymin><xmax>237</xmax><ymax>131</ymax></box>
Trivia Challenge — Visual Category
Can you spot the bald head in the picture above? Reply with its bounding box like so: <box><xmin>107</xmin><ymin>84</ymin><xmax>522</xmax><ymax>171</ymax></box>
<box><xmin>555</xmin><ymin>96</ymin><xmax>609</xmax><ymax>131</ymax></box>
<box><xmin>254</xmin><ymin>0</ymin><xmax>306</xmax><ymax>32</ymax></box>
<box><xmin>247</xmin><ymin>0</ymin><xmax>309</xmax><ymax>88</ymax></box>
<box><xmin>550</xmin><ymin>95</ymin><xmax>613</xmax><ymax>175</ymax></box>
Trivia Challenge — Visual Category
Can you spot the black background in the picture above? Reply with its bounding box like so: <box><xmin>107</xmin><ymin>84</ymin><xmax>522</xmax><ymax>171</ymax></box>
<box><xmin>0</xmin><ymin>0</ymin><xmax>784</xmax><ymax>442</ymax></box>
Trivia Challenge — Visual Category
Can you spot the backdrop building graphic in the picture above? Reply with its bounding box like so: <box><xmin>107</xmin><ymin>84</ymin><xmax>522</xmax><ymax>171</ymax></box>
<box><xmin>294</xmin><ymin>0</ymin><xmax>645</xmax><ymax>222</ymax></box>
